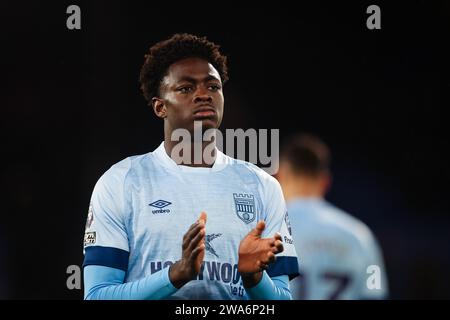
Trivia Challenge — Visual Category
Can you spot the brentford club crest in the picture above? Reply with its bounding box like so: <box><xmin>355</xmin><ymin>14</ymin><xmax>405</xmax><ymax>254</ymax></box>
<box><xmin>233</xmin><ymin>193</ymin><xmax>256</xmax><ymax>224</ymax></box>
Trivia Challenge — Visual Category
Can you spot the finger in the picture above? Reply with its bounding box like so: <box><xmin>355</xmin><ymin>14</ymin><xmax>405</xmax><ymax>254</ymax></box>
<box><xmin>187</xmin><ymin>226</ymin><xmax>205</xmax><ymax>252</ymax></box>
<box><xmin>274</xmin><ymin>240</ymin><xmax>284</xmax><ymax>253</ymax></box>
<box><xmin>183</xmin><ymin>221</ymin><xmax>200</xmax><ymax>241</ymax></box>
<box><xmin>183</xmin><ymin>223</ymin><xmax>204</xmax><ymax>249</ymax></box>
<box><xmin>190</xmin><ymin>243</ymin><xmax>205</xmax><ymax>260</ymax></box>
<box><xmin>267</xmin><ymin>252</ymin><xmax>276</xmax><ymax>264</ymax></box>
<box><xmin>198</xmin><ymin>211</ymin><xmax>207</xmax><ymax>226</ymax></box>
<box><xmin>250</xmin><ymin>220</ymin><xmax>266</xmax><ymax>237</ymax></box>
<box><xmin>260</xmin><ymin>252</ymin><xmax>275</xmax><ymax>265</ymax></box>
<box><xmin>257</xmin><ymin>260</ymin><xmax>269</xmax><ymax>271</ymax></box>
<box><xmin>274</xmin><ymin>232</ymin><xmax>282</xmax><ymax>241</ymax></box>
<box><xmin>270</xmin><ymin>240</ymin><xmax>283</xmax><ymax>253</ymax></box>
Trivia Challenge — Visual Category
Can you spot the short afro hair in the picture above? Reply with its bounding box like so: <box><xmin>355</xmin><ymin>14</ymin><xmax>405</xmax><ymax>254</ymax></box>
<box><xmin>139</xmin><ymin>33</ymin><xmax>229</xmax><ymax>104</ymax></box>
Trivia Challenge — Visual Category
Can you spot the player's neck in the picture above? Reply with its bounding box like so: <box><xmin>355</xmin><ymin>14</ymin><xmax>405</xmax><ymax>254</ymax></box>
<box><xmin>163</xmin><ymin>139</ymin><xmax>217</xmax><ymax>168</ymax></box>
<box><xmin>283</xmin><ymin>180</ymin><xmax>324</xmax><ymax>202</ymax></box>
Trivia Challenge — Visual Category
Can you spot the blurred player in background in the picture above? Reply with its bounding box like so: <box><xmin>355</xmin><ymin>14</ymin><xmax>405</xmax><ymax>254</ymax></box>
<box><xmin>277</xmin><ymin>134</ymin><xmax>388</xmax><ymax>299</ymax></box>
<box><xmin>82</xmin><ymin>34</ymin><xmax>298</xmax><ymax>300</ymax></box>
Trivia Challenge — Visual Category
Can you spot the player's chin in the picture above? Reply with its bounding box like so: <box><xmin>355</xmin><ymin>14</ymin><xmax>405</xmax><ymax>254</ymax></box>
<box><xmin>192</xmin><ymin>116</ymin><xmax>219</xmax><ymax>130</ymax></box>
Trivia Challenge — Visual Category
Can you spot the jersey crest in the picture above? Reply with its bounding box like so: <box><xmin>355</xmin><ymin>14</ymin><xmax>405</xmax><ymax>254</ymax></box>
<box><xmin>233</xmin><ymin>193</ymin><xmax>256</xmax><ymax>224</ymax></box>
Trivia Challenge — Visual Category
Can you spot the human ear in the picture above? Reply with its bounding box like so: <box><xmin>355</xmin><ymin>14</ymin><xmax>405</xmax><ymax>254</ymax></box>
<box><xmin>152</xmin><ymin>97</ymin><xmax>167</xmax><ymax>119</ymax></box>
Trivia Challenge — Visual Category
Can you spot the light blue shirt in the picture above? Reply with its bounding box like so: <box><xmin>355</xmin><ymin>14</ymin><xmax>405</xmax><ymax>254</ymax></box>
<box><xmin>83</xmin><ymin>142</ymin><xmax>299</xmax><ymax>299</ymax></box>
<box><xmin>287</xmin><ymin>197</ymin><xmax>388</xmax><ymax>299</ymax></box>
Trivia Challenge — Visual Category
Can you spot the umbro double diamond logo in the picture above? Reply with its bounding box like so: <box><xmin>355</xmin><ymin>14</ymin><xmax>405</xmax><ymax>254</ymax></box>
<box><xmin>149</xmin><ymin>200</ymin><xmax>172</xmax><ymax>214</ymax></box>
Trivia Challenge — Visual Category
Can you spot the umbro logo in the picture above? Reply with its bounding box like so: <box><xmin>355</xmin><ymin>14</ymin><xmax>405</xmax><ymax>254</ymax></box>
<box><xmin>149</xmin><ymin>200</ymin><xmax>172</xmax><ymax>214</ymax></box>
<box><xmin>149</xmin><ymin>200</ymin><xmax>171</xmax><ymax>208</ymax></box>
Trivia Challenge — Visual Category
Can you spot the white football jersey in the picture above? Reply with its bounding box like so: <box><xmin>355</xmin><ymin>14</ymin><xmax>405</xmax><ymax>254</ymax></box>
<box><xmin>83</xmin><ymin>142</ymin><xmax>299</xmax><ymax>299</ymax></box>
<box><xmin>287</xmin><ymin>197</ymin><xmax>388</xmax><ymax>300</ymax></box>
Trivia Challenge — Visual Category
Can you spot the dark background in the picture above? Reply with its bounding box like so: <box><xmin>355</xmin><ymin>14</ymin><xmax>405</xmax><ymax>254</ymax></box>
<box><xmin>1</xmin><ymin>0</ymin><xmax>449</xmax><ymax>299</ymax></box>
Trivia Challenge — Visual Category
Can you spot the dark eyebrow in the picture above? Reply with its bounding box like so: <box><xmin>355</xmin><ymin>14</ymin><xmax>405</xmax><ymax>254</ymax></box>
<box><xmin>177</xmin><ymin>75</ymin><xmax>221</xmax><ymax>84</ymax></box>
<box><xmin>204</xmin><ymin>75</ymin><xmax>221</xmax><ymax>82</ymax></box>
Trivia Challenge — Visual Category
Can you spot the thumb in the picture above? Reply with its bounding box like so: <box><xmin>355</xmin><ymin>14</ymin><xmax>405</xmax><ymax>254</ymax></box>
<box><xmin>199</xmin><ymin>211</ymin><xmax>207</xmax><ymax>225</ymax></box>
<box><xmin>250</xmin><ymin>220</ymin><xmax>265</xmax><ymax>237</ymax></box>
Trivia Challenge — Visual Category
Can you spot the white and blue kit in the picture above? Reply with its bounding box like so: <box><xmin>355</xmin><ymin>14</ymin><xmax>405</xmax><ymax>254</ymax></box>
<box><xmin>83</xmin><ymin>142</ymin><xmax>299</xmax><ymax>299</ymax></box>
<box><xmin>287</xmin><ymin>197</ymin><xmax>388</xmax><ymax>300</ymax></box>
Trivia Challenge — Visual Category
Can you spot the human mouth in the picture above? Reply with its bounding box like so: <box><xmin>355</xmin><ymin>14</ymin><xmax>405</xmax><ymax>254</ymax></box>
<box><xmin>194</xmin><ymin>106</ymin><xmax>216</xmax><ymax>118</ymax></box>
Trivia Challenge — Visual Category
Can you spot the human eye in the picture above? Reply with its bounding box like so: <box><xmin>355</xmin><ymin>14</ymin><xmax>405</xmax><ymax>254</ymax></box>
<box><xmin>177</xmin><ymin>86</ymin><xmax>194</xmax><ymax>93</ymax></box>
<box><xmin>208</xmin><ymin>84</ymin><xmax>222</xmax><ymax>91</ymax></box>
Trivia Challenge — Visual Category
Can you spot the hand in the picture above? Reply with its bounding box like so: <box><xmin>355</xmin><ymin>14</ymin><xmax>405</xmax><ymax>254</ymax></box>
<box><xmin>169</xmin><ymin>212</ymin><xmax>207</xmax><ymax>288</ymax></box>
<box><xmin>238</xmin><ymin>221</ymin><xmax>284</xmax><ymax>287</ymax></box>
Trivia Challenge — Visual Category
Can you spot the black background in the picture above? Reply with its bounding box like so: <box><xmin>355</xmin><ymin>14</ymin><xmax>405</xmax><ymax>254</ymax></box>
<box><xmin>1</xmin><ymin>0</ymin><xmax>449</xmax><ymax>299</ymax></box>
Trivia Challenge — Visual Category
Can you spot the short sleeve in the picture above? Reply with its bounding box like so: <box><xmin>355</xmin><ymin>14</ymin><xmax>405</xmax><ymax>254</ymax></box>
<box><xmin>260</xmin><ymin>174</ymin><xmax>299</xmax><ymax>280</ymax></box>
<box><xmin>82</xmin><ymin>159</ymin><xmax>131</xmax><ymax>271</ymax></box>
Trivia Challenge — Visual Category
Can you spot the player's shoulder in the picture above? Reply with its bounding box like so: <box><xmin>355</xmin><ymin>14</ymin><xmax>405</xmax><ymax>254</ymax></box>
<box><xmin>323</xmin><ymin>203</ymin><xmax>376</xmax><ymax>246</ymax></box>
<box><xmin>223</xmin><ymin>154</ymin><xmax>281</xmax><ymax>189</ymax></box>
<box><xmin>98</xmin><ymin>152</ymin><xmax>151</xmax><ymax>186</ymax></box>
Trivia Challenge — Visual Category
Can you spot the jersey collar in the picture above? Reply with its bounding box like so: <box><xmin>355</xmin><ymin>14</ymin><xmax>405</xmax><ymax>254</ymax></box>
<box><xmin>153</xmin><ymin>141</ymin><xmax>229</xmax><ymax>173</ymax></box>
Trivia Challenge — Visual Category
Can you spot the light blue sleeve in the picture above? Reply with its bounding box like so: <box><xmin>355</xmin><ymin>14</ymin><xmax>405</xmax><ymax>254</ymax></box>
<box><xmin>245</xmin><ymin>273</ymin><xmax>292</xmax><ymax>300</ymax></box>
<box><xmin>83</xmin><ymin>161</ymin><xmax>131</xmax><ymax>254</ymax></box>
<box><xmin>258</xmin><ymin>174</ymin><xmax>299</xmax><ymax>281</ymax></box>
<box><xmin>84</xmin><ymin>265</ymin><xmax>178</xmax><ymax>300</ymax></box>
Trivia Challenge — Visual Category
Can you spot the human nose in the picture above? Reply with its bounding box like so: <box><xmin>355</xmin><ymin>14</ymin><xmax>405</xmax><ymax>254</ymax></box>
<box><xmin>193</xmin><ymin>85</ymin><xmax>213</xmax><ymax>104</ymax></box>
